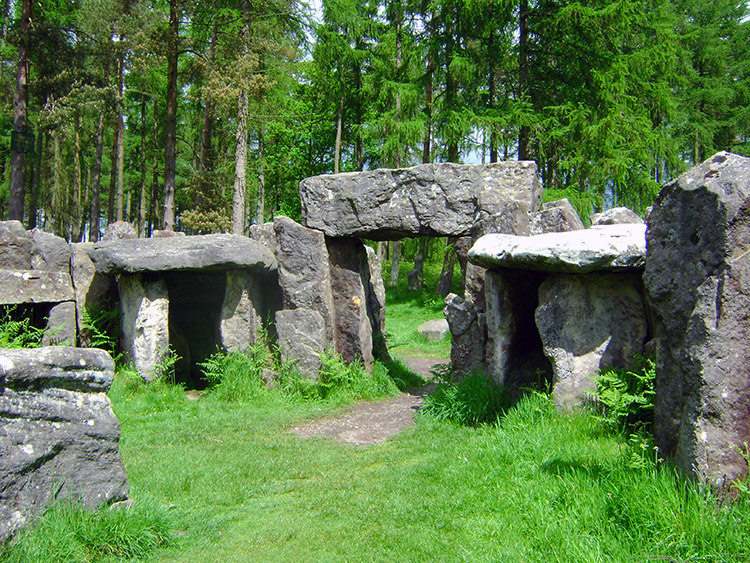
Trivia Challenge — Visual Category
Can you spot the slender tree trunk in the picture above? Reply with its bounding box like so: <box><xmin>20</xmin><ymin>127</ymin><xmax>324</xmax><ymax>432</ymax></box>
<box><xmin>150</xmin><ymin>98</ymin><xmax>159</xmax><ymax>233</ymax></box>
<box><xmin>28</xmin><ymin>128</ymin><xmax>44</xmax><ymax>228</ymax></box>
<box><xmin>1</xmin><ymin>0</ymin><xmax>10</xmax><ymax>40</ymax></box>
<box><xmin>138</xmin><ymin>93</ymin><xmax>148</xmax><ymax>236</ymax></box>
<box><xmin>394</xmin><ymin>13</ymin><xmax>403</xmax><ymax>168</ymax></box>
<box><xmin>518</xmin><ymin>0</ymin><xmax>530</xmax><ymax>160</ymax></box>
<box><xmin>488</xmin><ymin>30</ymin><xmax>498</xmax><ymax>163</ymax></box>
<box><xmin>354</xmin><ymin>55</ymin><xmax>364</xmax><ymax>171</ymax></box>
<box><xmin>52</xmin><ymin>133</ymin><xmax>64</xmax><ymax>237</ymax></box>
<box><xmin>89</xmin><ymin>112</ymin><xmax>105</xmax><ymax>241</ymax></box>
<box><xmin>71</xmin><ymin>107</ymin><xmax>82</xmax><ymax>242</ymax></box>
<box><xmin>388</xmin><ymin>240</ymin><xmax>401</xmax><ymax>287</ymax></box>
<box><xmin>162</xmin><ymin>0</ymin><xmax>179</xmax><ymax>231</ymax></box>
<box><xmin>334</xmin><ymin>92</ymin><xmax>344</xmax><ymax>173</ymax></box>
<box><xmin>115</xmin><ymin>46</ymin><xmax>125</xmax><ymax>221</ymax></box>
<box><xmin>232</xmin><ymin>89</ymin><xmax>248</xmax><ymax>234</ymax></box>
<box><xmin>9</xmin><ymin>0</ymin><xmax>32</xmax><ymax>223</ymax></box>
<box><xmin>422</xmin><ymin>18</ymin><xmax>435</xmax><ymax>164</ymax></box>
<box><xmin>107</xmin><ymin>118</ymin><xmax>119</xmax><ymax>224</ymax></box>
<box><xmin>409</xmin><ymin>238</ymin><xmax>427</xmax><ymax>291</ymax></box>
<box><xmin>256</xmin><ymin>130</ymin><xmax>265</xmax><ymax>225</ymax></box>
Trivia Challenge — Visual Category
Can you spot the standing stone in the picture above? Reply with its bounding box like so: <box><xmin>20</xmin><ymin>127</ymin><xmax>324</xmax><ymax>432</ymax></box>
<box><xmin>530</xmin><ymin>199</ymin><xmax>585</xmax><ymax>234</ymax></box>
<box><xmin>248</xmin><ymin>222</ymin><xmax>277</xmax><ymax>255</ymax></box>
<box><xmin>0</xmin><ymin>221</ymin><xmax>32</xmax><ymax>270</ymax></box>
<box><xmin>645</xmin><ymin>151</ymin><xmax>750</xmax><ymax>487</ymax></box>
<box><xmin>0</xmin><ymin>347</ymin><xmax>129</xmax><ymax>543</ymax></box>
<box><xmin>30</xmin><ymin>229</ymin><xmax>71</xmax><ymax>272</ymax></box>
<box><xmin>590</xmin><ymin>207</ymin><xmax>644</xmax><ymax>226</ymax></box>
<box><xmin>70</xmin><ymin>243</ymin><xmax>114</xmax><ymax>346</ymax></box>
<box><xmin>364</xmin><ymin>246</ymin><xmax>390</xmax><ymax>362</ymax></box>
<box><xmin>220</xmin><ymin>270</ymin><xmax>263</xmax><ymax>353</ymax></box>
<box><xmin>535</xmin><ymin>272</ymin><xmax>648</xmax><ymax>408</ymax></box>
<box><xmin>275</xmin><ymin>308</ymin><xmax>327</xmax><ymax>378</ymax></box>
<box><xmin>444</xmin><ymin>293</ymin><xmax>485</xmax><ymax>379</ymax></box>
<box><xmin>118</xmin><ymin>274</ymin><xmax>170</xmax><ymax>381</ymax></box>
<box><xmin>274</xmin><ymin>216</ymin><xmax>335</xmax><ymax>345</ymax></box>
<box><xmin>326</xmin><ymin>237</ymin><xmax>374</xmax><ymax>368</ymax></box>
<box><xmin>42</xmin><ymin>301</ymin><xmax>77</xmax><ymax>347</ymax></box>
<box><xmin>300</xmin><ymin>162</ymin><xmax>542</xmax><ymax>239</ymax></box>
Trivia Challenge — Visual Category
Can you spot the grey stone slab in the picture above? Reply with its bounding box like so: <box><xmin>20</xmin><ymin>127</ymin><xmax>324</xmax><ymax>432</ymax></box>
<box><xmin>0</xmin><ymin>270</ymin><xmax>75</xmax><ymax>304</ymax></box>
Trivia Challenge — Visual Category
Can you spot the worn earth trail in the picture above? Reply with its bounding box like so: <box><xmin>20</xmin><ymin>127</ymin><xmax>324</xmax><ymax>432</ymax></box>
<box><xmin>290</xmin><ymin>356</ymin><xmax>449</xmax><ymax>446</ymax></box>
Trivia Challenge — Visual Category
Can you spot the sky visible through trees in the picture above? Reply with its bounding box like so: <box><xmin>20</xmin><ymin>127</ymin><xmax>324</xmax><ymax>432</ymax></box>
<box><xmin>0</xmin><ymin>0</ymin><xmax>748</xmax><ymax>241</ymax></box>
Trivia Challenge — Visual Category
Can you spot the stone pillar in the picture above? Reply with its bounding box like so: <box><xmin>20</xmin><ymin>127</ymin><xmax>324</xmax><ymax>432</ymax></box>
<box><xmin>71</xmin><ymin>243</ymin><xmax>114</xmax><ymax>346</ymax></box>
<box><xmin>535</xmin><ymin>272</ymin><xmax>648</xmax><ymax>408</ymax></box>
<box><xmin>118</xmin><ymin>274</ymin><xmax>169</xmax><ymax>381</ymax></box>
<box><xmin>220</xmin><ymin>270</ymin><xmax>263</xmax><ymax>353</ymax></box>
<box><xmin>276</xmin><ymin>308</ymin><xmax>327</xmax><ymax>378</ymax></box>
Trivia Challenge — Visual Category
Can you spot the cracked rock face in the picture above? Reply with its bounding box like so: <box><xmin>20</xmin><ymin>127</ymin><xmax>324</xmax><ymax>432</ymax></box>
<box><xmin>0</xmin><ymin>347</ymin><xmax>129</xmax><ymax>543</ymax></box>
<box><xmin>299</xmin><ymin>162</ymin><xmax>541</xmax><ymax>240</ymax></box>
<box><xmin>645</xmin><ymin>151</ymin><xmax>750</xmax><ymax>487</ymax></box>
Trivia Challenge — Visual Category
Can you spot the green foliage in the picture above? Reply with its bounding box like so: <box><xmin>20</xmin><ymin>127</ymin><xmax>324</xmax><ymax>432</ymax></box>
<box><xmin>421</xmin><ymin>371</ymin><xmax>509</xmax><ymax>427</ymax></box>
<box><xmin>200</xmin><ymin>343</ymin><xmax>272</xmax><ymax>403</ymax></box>
<box><xmin>594</xmin><ymin>356</ymin><xmax>656</xmax><ymax>432</ymax></box>
<box><xmin>152</xmin><ymin>346</ymin><xmax>182</xmax><ymax>386</ymax></box>
<box><xmin>382</xmin><ymin>358</ymin><xmax>426</xmax><ymax>391</ymax></box>
<box><xmin>0</xmin><ymin>306</ymin><xmax>44</xmax><ymax>349</ymax></box>
<box><xmin>0</xmin><ymin>497</ymin><xmax>174</xmax><ymax>563</ymax></box>
<box><xmin>80</xmin><ymin>304</ymin><xmax>120</xmax><ymax>359</ymax></box>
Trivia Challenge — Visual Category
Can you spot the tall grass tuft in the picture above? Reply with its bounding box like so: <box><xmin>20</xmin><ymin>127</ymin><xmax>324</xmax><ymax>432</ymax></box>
<box><xmin>200</xmin><ymin>342</ymin><xmax>271</xmax><ymax>403</ymax></box>
<box><xmin>0</xmin><ymin>497</ymin><xmax>174</xmax><ymax>563</ymax></box>
<box><xmin>421</xmin><ymin>371</ymin><xmax>509</xmax><ymax>426</ymax></box>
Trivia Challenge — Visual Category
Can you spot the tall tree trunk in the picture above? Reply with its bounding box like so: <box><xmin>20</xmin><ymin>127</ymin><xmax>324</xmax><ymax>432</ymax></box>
<box><xmin>138</xmin><ymin>93</ymin><xmax>148</xmax><ymax>236</ymax></box>
<box><xmin>354</xmin><ymin>55</ymin><xmax>364</xmax><ymax>171</ymax></box>
<box><xmin>9</xmin><ymin>0</ymin><xmax>32</xmax><ymax>223</ymax></box>
<box><xmin>52</xmin><ymin>133</ymin><xmax>64</xmax><ymax>237</ymax></box>
<box><xmin>488</xmin><ymin>29</ymin><xmax>498</xmax><ymax>163</ymax></box>
<box><xmin>162</xmin><ymin>0</ymin><xmax>179</xmax><ymax>231</ymax></box>
<box><xmin>388</xmin><ymin>240</ymin><xmax>401</xmax><ymax>287</ymax></box>
<box><xmin>518</xmin><ymin>0</ymin><xmax>530</xmax><ymax>160</ymax></box>
<box><xmin>422</xmin><ymin>17</ymin><xmax>435</xmax><ymax>164</ymax></box>
<box><xmin>408</xmin><ymin>238</ymin><xmax>427</xmax><ymax>291</ymax></box>
<box><xmin>107</xmin><ymin>118</ymin><xmax>119</xmax><ymax>224</ymax></box>
<box><xmin>150</xmin><ymin>98</ymin><xmax>159</xmax><ymax>233</ymax></box>
<box><xmin>1</xmin><ymin>0</ymin><xmax>10</xmax><ymax>40</ymax></box>
<box><xmin>115</xmin><ymin>46</ymin><xmax>125</xmax><ymax>221</ymax></box>
<box><xmin>89</xmin><ymin>112</ymin><xmax>105</xmax><ymax>241</ymax></box>
<box><xmin>71</xmin><ymin>107</ymin><xmax>82</xmax><ymax>242</ymax></box>
<box><xmin>232</xmin><ymin>89</ymin><xmax>248</xmax><ymax>235</ymax></box>
<box><xmin>256</xmin><ymin>130</ymin><xmax>265</xmax><ymax>225</ymax></box>
<box><xmin>28</xmin><ymin>128</ymin><xmax>44</xmax><ymax>229</ymax></box>
<box><xmin>334</xmin><ymin>92</ymin><xmax>344</xmax><ymax>173</ymax></box>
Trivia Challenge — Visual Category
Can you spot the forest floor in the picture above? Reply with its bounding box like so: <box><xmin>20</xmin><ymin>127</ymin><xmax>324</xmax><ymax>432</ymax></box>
<box><xmin>290</xmin><ymin>355</ymin><xmax>448</xmax><ymax>445</ymax></box>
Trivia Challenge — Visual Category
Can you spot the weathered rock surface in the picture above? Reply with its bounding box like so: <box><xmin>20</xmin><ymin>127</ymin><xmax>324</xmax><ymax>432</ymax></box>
<box><xmin>417</xmin><ymin>319</ymin><xmax>449</xmax><ymax>342</ymax></box>
<box><xmin>300</xmin><ymin>161</ymin><xmax>542</xmax><ymax>239</ymax></box>
<box><xmin>0</xmin><ymin>347</ymin><xmax>128</xmax><ymax>543</ymax></box>
<box><xmin>535</xmin><ymin>272</ymin><xmax>648</xmax><ymax>408</ymax></box>
<box><xmin>70</xmin><ymin>243</ymin><xmax>115</xmax><ymax>346</ymax></box>
<box><xmin>590</xmin><ymin>207</ymin><xmax>644</xmax><ymax>226</ymax></box>
<box><xmin>102</xmin><ymin>221</ymin><xmax>137</xmax><ymax>241</ymax></box>
<box><xmin>89</xmin><ymin>234</ymin><xmax>276</xmax><ymax>275</ymax></box>
<box><xmin>327</xmin><ymin>238</ymin><xmax>374</xmax><ymax>367</ymax></box>
<box><xmin>248</xmin><ymin>222</ymin><xmax>277</xmax><ymax>254</ymax></box>
<box><xmin>0</xmin><ymin>221</ymin><xmax>32</xmax><ymax>270</ymax></box>
<box><xmin>645</xmin><ymin>151</ymin><xmax>750</xmax><ymax>487</ymax></box>
<box><xmin>276</xmin><ymin>308</ymin><xmax>327</xmax><ymax>378</ymax></box>
<box><xmin>0</xmin><ymin>270</ymin><xmax>75</xmax><ymax>304</ymax></box>
<box><xmin>274</xmin><ymin>216</ymin><xmax>335</xmax><ymax>344</ymax></box>
<box><xmin>364</xmin><ymin>246</ymin><xmax>389</xmax><ymax>361</ymax></box>
<box><xmin>42</xmin><ymin>302</ymin><xmax>77</xmax><ymax>347</ymax></box>
<box><xmin>220</xmin><ymin>270</ymin><xmax>263</xmax><ymax>353</ymax></box>
<box><xmin>118</xmin><ymin>275</ymin><xmax>170</xmax><ymax>381</ymax></box>
<box><xmin>444</xmin><ymin>293</ymin><xmax>485</xmax><ymax>378</ymax></box>
<box><xmin>469</xmin><ymin>223</ymin><xmax>646</xmax><ymax>274</ymax></box>
<box><xmin>530</xmin><ymin>198</ymin><xmax>585</xmax><ymax>234</ymax></box>
<box><xmin>30</xmin><ymin>229</ymin><xmax>71</xmax><ymax>272</ymax></box>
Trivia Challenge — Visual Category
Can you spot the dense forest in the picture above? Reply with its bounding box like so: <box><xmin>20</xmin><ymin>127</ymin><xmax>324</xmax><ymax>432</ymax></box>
<box><xmin>0</xmin><ymin>0</ymin><xmax>748</xmax><ymax>241</ymax></box>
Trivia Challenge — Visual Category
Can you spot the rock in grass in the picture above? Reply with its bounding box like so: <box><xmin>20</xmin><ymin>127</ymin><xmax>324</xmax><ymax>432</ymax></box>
<box><xmin>417</xmin><ymin>319</ymin><xmax>450</xmax><ymax>342</ymax></box>
<box><xmin>0</xmin><ymin>347</ymin><xmax>129</xmax><ymax>543</ymax></box>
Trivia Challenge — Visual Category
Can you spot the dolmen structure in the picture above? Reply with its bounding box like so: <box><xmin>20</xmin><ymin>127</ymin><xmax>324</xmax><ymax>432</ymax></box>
<box><xmin>2</xmin><ymin>152</ymin><xmax>750</xmax><ymax>540</ymax></box>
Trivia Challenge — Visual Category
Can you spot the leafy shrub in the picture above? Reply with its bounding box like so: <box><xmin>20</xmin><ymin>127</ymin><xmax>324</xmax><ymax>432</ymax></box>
<box><xmin>0</xmin><ymin>497</ymin><xmax>174</xmax><ymax>563</ymax></box>
<box><xmin>421</xmin><ymin>371</ymin><xmax>509</xmax><ymax>426</ymax></box>
<box><xmin>0</xmin><ymin>306</ymin><xmax>44</xmax><ymax>349</ymax></box>
<box><xmin>81</xmin><ymin>304</ymin><xmax>121</xmax><ymax>359</ymax></box>
<box><xmin>594</xmin><ymin>356</ymin><xmax>656</xmax><ymax>432</ymax></box>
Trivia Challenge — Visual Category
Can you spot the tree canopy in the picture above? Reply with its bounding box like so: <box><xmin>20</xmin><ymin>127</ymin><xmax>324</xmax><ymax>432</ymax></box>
<box><xmin>1</xmin><ymin>0</ymin><xmax>748</xmax><ymax>238</ymax></box>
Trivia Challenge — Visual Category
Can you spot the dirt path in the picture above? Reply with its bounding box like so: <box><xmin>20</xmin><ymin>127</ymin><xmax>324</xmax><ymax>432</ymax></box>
<box><xmin>290</xmin><ymin>356</ymin><xmax>449</xmax><ymax>446</ymax></box>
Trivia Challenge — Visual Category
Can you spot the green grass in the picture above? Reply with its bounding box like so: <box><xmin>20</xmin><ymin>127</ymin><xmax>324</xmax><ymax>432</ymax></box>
<box><xmin>22</xmin><ymin>381</ymin><xmax>744</xmax><ymax>563</ymax></box>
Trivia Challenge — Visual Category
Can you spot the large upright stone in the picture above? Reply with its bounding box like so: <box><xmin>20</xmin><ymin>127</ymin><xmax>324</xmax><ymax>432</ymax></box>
<box><xmin>535</xmin><ymin>273</ymin><xmax>648</xmax><ymax>408</ymax></box>
<box><xmin>274</xmin><ymin>216</ymin><xmax>335</xmax><ymax>344</ymax></box>
<box><xmin>444</xmin><ymin>293</ymin><xmax>485</xmax><ymax>379</ymax></box>
<box><xmin>89</xmin><ymin>233</ymin><xmax>276</xmax><ymax>275</ymax></box>
<box><xmin>364</xmin><ymin>246</ymin><xmax>389</xmax><ymax>361</ymax></box>
<box><xmin>530</xmin><ymin>199</ymin><xmax>585</xmax><ymax>234</ymax></box>
<box><xmin>0</xmin><ymin>221</ymin><xmax>32</xmax><ymax>270</ymax></box>
<box><xmin>0</xmin><ymin>347</ymin><xmax>129</xmax><ymax>543</ymax></box>
<box><xmin>645</xmin><ymin>151</ymin><xmax>750</xmax><ymax>487</ymax></box>
<box><xmin>70</xmin><ymin>243</ymin><xmax>115</xmax><ymax>346</ymax></box>
<box><xmin>275</xmin><ymin>308</ymin><xmax>327</xmax><ymax>378</ymax></box>
<box><xmin>326</xmin><ymin>238</ymin><xmax>374</xmax><ymax>367</ymax></box>
<box><xmin>220</xmin><ymin>270</ymin><xmax>263</xmax><ymax>352</ymax></box>
<box><xmin>118</xmin><ymin>275</ymin><xmax>170</xmax><ymax>381</ymax></box>
<box><xmin>30</xmin><ymin>229</ymin><xmax>71</xmax><ymax>272</ymax></box>
<box><xmin>300</xmin><ymin>162</ymin><xmax>542</xmax><ymax>239</ymax></box>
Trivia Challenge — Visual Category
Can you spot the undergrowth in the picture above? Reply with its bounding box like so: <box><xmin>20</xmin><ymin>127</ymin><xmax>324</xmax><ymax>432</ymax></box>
<box><xmin>594</xmin><ymin>356</ymin><xmax>656</xmax><ymax>432</ymax></box>
<box><xmin>0</xmin><ymin>497</ymin><xmax>174</xmax><ymax>563</ymax></box>
<box><xmin>421</xmin><ymin>370</ymin><xmax>510</xmax><ymax>426</ymax></box>
<box><xmin>0</xmin><ymin>305</ymin><xmax>44</xmax><ymax>348</ymax></box>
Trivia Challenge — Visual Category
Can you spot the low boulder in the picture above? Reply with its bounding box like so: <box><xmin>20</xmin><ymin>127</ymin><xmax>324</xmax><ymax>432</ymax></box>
<box><xmin>530</xmin><ymin>199</ymin><xmax>585</xmax><ymax>234</ymax></box>
<box><xmin>417</xmin><ymin>319</ymin><xmax>450</xmax><ymax>342</ymax></box>
<box><xmin>0</xmin><ymin>221</ymin><xmax>32</xmax><ymax>270</ymax></box>
<box><xmin>0</xmin><ymin>347</ymin><xmax>129</xmax><ymax>543</ymax></box>
<box><xmin>590</xmin><ymin>207</ymin><xmax>644</xmax><ymax>225</ymax></box>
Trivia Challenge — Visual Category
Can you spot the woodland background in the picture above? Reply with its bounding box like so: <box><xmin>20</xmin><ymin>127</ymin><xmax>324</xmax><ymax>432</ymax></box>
<box><xmin>0</xmin><ymin>0</ymin><xmax>748</xmax><ymax>242</ymax></box>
